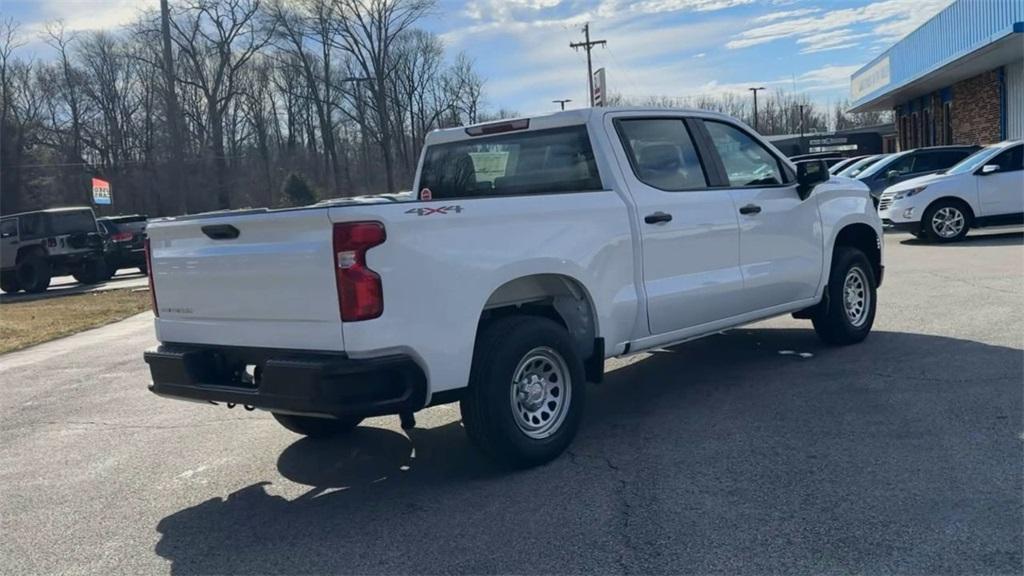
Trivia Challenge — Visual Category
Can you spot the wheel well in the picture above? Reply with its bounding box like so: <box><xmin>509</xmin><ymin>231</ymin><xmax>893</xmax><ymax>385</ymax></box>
<box><xmin>834</xmin><ymin>223</ymin><xmax>881</xmax><ymax>284</ymax></box>
<box><xmin>480</xmin><ymin>274</ymin><xmax>603</xmax><ymax>381</ymax></box>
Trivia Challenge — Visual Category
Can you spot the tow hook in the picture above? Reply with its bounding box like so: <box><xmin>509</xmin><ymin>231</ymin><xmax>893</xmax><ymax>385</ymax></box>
<box><xmin>400</xmin><ymin>411</ymin><xmax>416</xmax><ymax>430</ymax></box>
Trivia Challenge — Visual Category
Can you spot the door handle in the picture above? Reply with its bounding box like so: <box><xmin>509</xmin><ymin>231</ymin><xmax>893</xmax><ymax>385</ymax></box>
<box><xmin>738</xmin><ymin>204</ymin><xmax>762</xmax><ymax>215</ymax></box>
<box><xmin>644</xmin><ymin>212</ymin><xmax>673</xmax><ymax>224</ymax></box>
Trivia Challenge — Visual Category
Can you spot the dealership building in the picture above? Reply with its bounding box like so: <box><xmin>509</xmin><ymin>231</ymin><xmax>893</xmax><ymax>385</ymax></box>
<box><xmin>849</xmin><ymin>0</ymin><xmax>1024</xmax><ymax>150</ymax></box>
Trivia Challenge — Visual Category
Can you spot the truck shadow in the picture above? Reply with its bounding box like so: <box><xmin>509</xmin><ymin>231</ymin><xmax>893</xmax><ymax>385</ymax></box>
<box><xmin>154</xmin><ymin>328</ymin><xmax>1023</xmax><ymax>575</ymax></box>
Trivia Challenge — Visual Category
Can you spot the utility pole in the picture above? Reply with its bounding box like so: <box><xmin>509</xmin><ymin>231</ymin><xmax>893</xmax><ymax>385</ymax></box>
<box><xmin>798</xmin><ymin>104</ymin><xmax>805</xmax><ymax>152</ymax></box>
<box><xmin>160</xmin><ymin>0</ymin><xmax>187</xmax><ymax>214</ymax></box>
<box><xmin>570</xmin><ymin>23</ymin><xmax>606</xmax><ymax>107</ymax></box>
<box><xmin>749</xmin><ymin>86</ymin><xmax>765</xmax><ymax>132</ymax></box>
<box><xmin>553</xmin><ymin>99</ymin><xmax>572</xmax><ymax>111</ymax></box>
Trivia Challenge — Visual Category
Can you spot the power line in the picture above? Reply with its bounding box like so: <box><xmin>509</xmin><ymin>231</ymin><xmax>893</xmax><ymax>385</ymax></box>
<box><xmin>569</xmin><ymin>23</ymin><xmax>606</xmax><ymax>107</ymax></box>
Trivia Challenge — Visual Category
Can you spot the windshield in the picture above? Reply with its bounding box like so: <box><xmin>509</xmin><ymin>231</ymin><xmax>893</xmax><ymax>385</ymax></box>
<box><xmin>836</xmin><ymin>155</ymin><xmax>882</xmax><ymax>177</ymax></box>
<box><xmin>944</xmin><ymin>144</ymin><xmax>1004</xmax><ymax>175</ymax></box>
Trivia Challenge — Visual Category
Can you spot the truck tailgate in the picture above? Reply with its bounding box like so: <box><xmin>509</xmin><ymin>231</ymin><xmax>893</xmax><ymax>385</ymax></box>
<box><xmin>148</xmin><ymin>209</ymin><xmax>344</xmax><ymax>351</ymax></box>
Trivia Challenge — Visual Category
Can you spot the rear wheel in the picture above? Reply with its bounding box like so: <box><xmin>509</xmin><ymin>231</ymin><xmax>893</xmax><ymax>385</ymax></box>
<box><xmin>460</xmin><ymin>316</ymin><xmax>585</xmax><ymax>468</ymax></box>
<box><xmin>812</xmin><ymin>247</ymin><xmax>877</xmax><ymax>345</ymax></box>
<box><xmin>922</xmin><ymin>199</ymin><xmax>970</xmax><ymax>242</ymax></box>
<box><xmin>0</xmin><ymin>272</ymin><xmax>21</xmax><ymax>294</ymax></box>
<box><xmin>16</xmin><ymin>256</ymin><xmax>52</xmax><ymax>293</ymax></box>
<box><xmin>272</xmin><ymin>413</ymin><xmax>364</xmax><ymax>438</ymax></box>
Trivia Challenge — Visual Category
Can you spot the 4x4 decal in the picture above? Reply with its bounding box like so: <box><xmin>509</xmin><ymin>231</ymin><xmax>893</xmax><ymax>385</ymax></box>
<box><xmin>405</xmin><ymin>205</ymin><xmax>463</xmax><ymax>216</ymax></box>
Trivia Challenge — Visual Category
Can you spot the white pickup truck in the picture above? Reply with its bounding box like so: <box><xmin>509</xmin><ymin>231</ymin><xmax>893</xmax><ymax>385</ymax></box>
<box><xmin>144</xmin><ymin>108</ymin><xmax>883</xmax><ymax>468</ymax></box>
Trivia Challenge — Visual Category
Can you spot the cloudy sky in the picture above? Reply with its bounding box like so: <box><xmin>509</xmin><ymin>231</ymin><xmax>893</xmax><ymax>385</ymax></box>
<box><xmin>4</xmin><ymin>0</ymin><xmax>954</xmax><ymax>114</ymax></box>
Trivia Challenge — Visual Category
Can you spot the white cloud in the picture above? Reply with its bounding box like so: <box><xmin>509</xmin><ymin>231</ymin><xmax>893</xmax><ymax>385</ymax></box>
<box><xmin>23</xmin><ymin>0</ymin><xmax>145</xmax><ymax>33</ymax></box>
<box><xmin>797</xmin><ymin>29</ymin><xmax>871</xmax><ymax>53</ymax></box>
<box><xmin>753</xmin><ymin>8</ymin><xmax>820</xmax><ymax>24</ymax></box>
<box><xmin>624</xmin><ymin>0</ymin><xmax>756</xmax><ymax>13</ymax></box>
<box><xmin>726</xmin><ymin>0</ymin><xmax>954</xmax><ymax>50</ymax></box>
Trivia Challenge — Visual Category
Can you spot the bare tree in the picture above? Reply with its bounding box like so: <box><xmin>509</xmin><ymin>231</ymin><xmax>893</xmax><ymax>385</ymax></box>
<box><xmin>329</xmin><ymin>0</ymin><xmax>433</xmax><ymax>193</ymax></box>
<box><xmin>170</xmin><ymin>0</ymin><xmax>273</xmax><ymax>209</ymax></box>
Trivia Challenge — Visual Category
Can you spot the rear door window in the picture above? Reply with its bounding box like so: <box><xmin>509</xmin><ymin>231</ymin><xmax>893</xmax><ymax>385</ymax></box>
<box><xmin>1</xmin><ymin>219</ymin><xmax>16</xmax><ymax>238</ymax></box>
<box><xmin>418</xmin><ymin>125</ymin><xmax>603</xmax><ymax>199</ymax></box>
<box><xmin>615</xmin><ymin>118</ymin><xmax>708</xmax><ymax>191</ymax></box>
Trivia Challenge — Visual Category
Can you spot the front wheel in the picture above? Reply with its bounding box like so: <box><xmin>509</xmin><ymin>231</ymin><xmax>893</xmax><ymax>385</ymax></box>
<box><xmin>460</xmin><ymin>316</ymin><xmax>586</xmax><ymax>468</ymax></box>
<box><xmin>272</xmin><ymin>413</ymin><xmax>364</xmax><ymax>438</ymax></box>
<box><xmin>812</xmin><ymin>247</ymin><xmax>877</xmax><ymax>345</ymax></box>
<box><xmin>922</xmin><ymin>200</ymin><xmax>970</xmax><ymax>242</ymax></box>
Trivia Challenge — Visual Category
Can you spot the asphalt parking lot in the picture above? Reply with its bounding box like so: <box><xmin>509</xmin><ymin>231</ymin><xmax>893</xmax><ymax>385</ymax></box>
<box><xmin>1</xmin><ymin>229</ymin><xmax>1021</xmax><ymax>575</ymax></box>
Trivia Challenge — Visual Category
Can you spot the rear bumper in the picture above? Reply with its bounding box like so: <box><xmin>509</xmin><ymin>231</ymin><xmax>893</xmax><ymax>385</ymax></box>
<box><xmin>145</xmin><ymin>344</ymin><xmax>427</xmax><ymax>419</ymax></box>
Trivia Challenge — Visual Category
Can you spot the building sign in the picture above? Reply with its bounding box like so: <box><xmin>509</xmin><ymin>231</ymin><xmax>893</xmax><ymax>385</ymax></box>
<box><xmin>809</xmin><ymin>137</ymin><xmax>848</xmax><ymax>146</ymax></box>
<box><xmin>851</xmin><ymin>56</ymin><xmax>890</xmax><ymax>101</ymax></box>
<box><xmin>593</xmin><ymin>67</ymin><xmax>606</xmax><ymax>107</ymax></box>
<box><xmin>92</xmin><ymin>178</ymin><xmax>112</xmax><ymax>205</ymax></box>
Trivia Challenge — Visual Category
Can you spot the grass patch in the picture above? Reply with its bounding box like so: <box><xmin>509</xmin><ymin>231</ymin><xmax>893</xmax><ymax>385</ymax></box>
<box><xmin>0</xmin><ymin>289</ymin><xmax>152</xmax><ymax>355</ymax></box>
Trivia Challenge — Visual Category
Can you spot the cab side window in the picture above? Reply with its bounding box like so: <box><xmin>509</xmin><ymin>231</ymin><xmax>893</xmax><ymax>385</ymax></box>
<box><xmin>702</xmin><ymin>121</ymin><xmax>786</xmax><ymax>187</ymax></box>
<box><xmin>615</xmin><ymin>119</ymin><xmax>708</xmax><ymax>191</ymax></box>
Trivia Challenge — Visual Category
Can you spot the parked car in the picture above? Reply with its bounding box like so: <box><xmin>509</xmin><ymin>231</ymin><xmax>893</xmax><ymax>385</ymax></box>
<box><xmin>0</xmin><ymin>207</ymin><xmax>108</xmax><ymax>293</ymax></box>
<box><xmin>829</xmin><ymin>155</ymin><xmax>870</xmax><ymax>175</ymax></box>
<box><xmin>98</xmin><ymin>215</ymin><xmax>148</xmax><ymax>274</ymax></box>
<box><xmin>790</xmin><ymin>153</ymin><xmax>847</xmax><ymax>168</ymax></box>
<box><xmin>143</xmin><ymin>108</ymin><xmax>883</xmax><ymax>468</ymax></box>
<box><xmin>855</xmin><ymin>145</ymin><xmax>979</xmax><ymax>203</ymax></box>
<box><xmin>879</xmin><ymin>140</ymin><xmax>1023</xmax><ymax>241</ymax></box>
<box><xmin>836</xmin><ymin>154</ymin><xmax>887</xmax><ymax>178</ymax></box>
<box><xmin>795</xmin><ymin>156</ymin><xmax>845</xmax><ymax>169</ymax></box>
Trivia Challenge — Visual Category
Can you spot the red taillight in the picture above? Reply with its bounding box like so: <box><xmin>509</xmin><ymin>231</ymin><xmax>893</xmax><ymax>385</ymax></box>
<box><xmin>333</xmin><ymin>222</ymin><xmax>385</xmax><ymax>321</ymax></box>
<box><xmin>144</xmin><ymin>238</ymin><xmax>158</xmax><ymax>317</ymax></box>
<box><xmin>112</xmin><ymin>231</ymin><xmax>133</xmax><ymax>242</ymax></box>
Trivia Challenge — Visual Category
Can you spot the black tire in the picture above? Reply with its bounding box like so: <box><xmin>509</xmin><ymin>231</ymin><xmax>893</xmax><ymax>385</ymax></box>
<box><xmin>72</xmin><ymin>258</ymin><xmax>109</xmax><ymax>285</ymax></box>
<box><xmin>272</xmin><ymin>413</ymin><xmax>364</xmax><ymax>438</ymax></box>
<box><xmin>812</xmin><ymin>247</ymin><xmax>877</xmax><ymax>346</ymax></box>
<box><xmin>460</xmin><ymin>316</ymin><xmax>586</xmax><ymax>469</ymax></box>
<box><xmin>16</xmin><ymin>256</ymin><xmax>52</xmax><ymax>293</ymax></box>
<box><xmin>921</xmin><ymin>199</ymin><xmax>971</xmax><ymax>243</ymax></box>
<box><xmin>0</xmin><ymin>272</ymin><xmax>21</xmax><ymax>294</ymax></box>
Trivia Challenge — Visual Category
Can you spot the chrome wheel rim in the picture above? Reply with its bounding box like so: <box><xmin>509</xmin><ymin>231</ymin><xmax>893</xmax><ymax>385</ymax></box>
<box><xmin>931</xmin><ymin>206</ymin><xmax>964</xmax><ymax>238</ymax></box>
<box><xmin>510</xmin><ymin>347</ymin><xmax>571</xmax><ymax>439</ymax></box>
<box><xmin>843</xmin><ymin>266</ymin><xmax>870</xmax><ymax>327</ymax></box>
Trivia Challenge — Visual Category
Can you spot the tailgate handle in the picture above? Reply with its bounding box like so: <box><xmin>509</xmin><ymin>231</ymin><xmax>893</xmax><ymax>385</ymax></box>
<box><xmin>201</xmin><ymin>225</ymin><xmax>240</xmax><ymax>240</ymax></box>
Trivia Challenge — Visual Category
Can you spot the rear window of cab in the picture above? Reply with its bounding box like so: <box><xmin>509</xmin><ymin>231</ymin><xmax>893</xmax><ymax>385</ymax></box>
<box><xmin>418</xmin><ymin>125</ymin><xmax>603</xmax><ymax>199</ymax></box>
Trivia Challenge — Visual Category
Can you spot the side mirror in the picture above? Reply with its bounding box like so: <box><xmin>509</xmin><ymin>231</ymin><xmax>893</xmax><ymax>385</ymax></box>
<box><xmin>980</xmin><ymin>164</ymin><xmax>1000</xmax><ymax>175</ymax></box>
<box><xmin>796</xmin><ymin>159</ymin><xmax>828</xmax><ymax>200</ymax></box>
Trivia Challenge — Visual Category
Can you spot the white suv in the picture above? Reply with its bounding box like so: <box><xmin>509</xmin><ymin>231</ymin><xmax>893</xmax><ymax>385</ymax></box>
<box><xmin>879</xmin><ymin>140</ymin><xmax>1023</xmax><ymax>242</ymax></box>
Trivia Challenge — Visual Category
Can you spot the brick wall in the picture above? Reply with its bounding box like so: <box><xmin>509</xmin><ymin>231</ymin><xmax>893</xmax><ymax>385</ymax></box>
<box><xmin>892</xmin><ymin>69</ymin><xmax>1003</xmax><ymax>149</ymax></box>
<box><xmin>951</xmin><ymin>70</ymin><xmax>1001</xmax><ymax>145</ymax></box>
